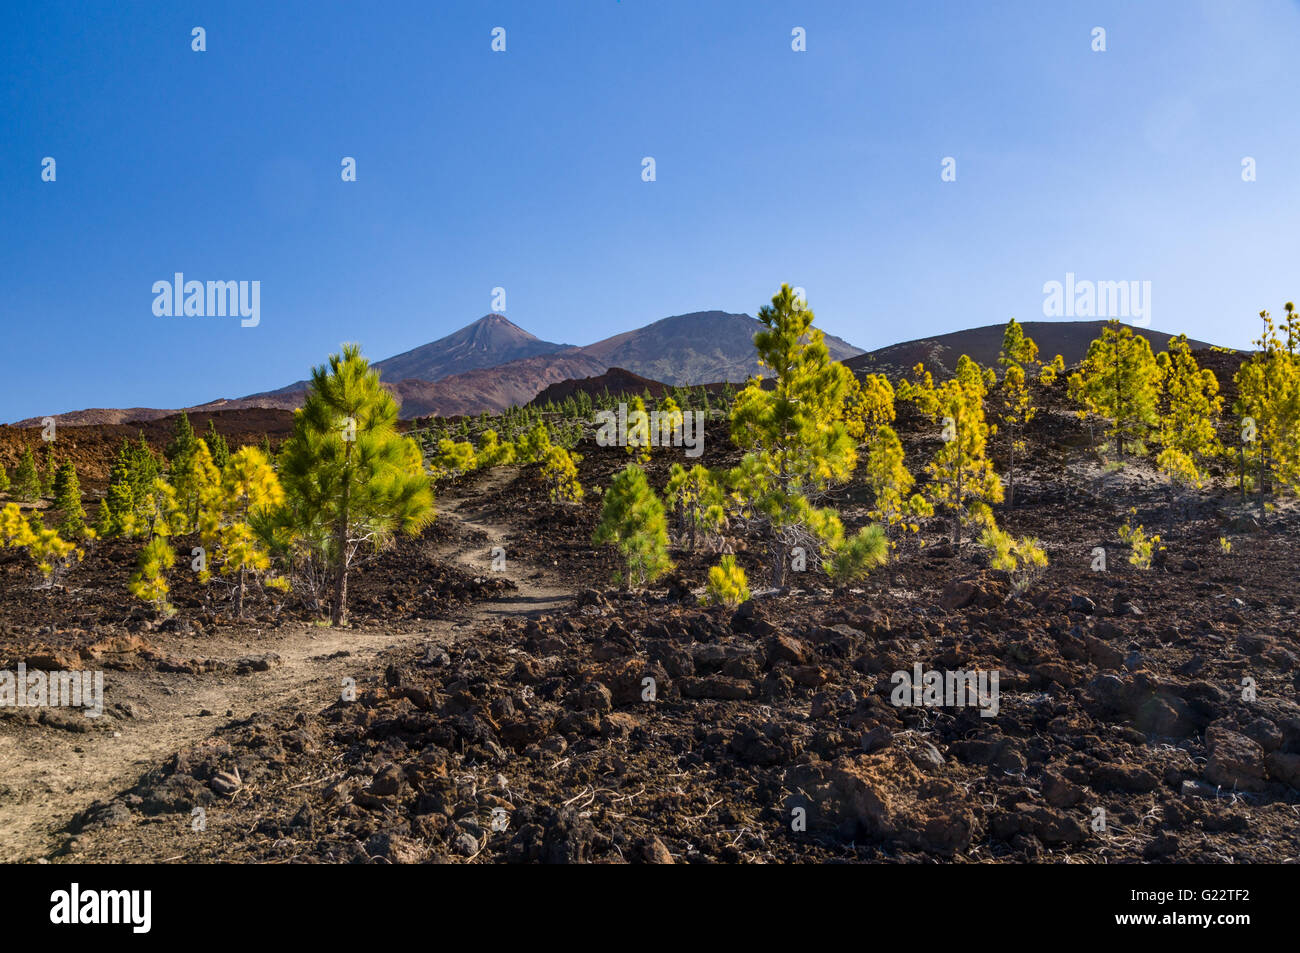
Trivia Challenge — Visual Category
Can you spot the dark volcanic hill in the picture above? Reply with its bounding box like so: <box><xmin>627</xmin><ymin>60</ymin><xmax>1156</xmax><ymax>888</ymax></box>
<box><xmin>529</xmin><ymin>367</ymin><xmax>669</xmax><ymax>406</ymax></box>
<box><xmin>846</xmin><ymin>321</ymin><xmax>1217</xmax><ymax>380</ymax></box>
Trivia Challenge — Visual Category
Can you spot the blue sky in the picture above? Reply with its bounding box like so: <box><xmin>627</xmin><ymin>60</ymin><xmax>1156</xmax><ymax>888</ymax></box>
<box><xmin>3</xmin><ymin>0</ymin><xmax>1299</xmax><ymax>421</ymax></box>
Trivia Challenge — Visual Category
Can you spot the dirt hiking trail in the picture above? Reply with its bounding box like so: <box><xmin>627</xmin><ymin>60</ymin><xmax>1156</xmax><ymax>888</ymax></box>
<box><xmin>0</xmin><ymin>470</ymin><xmax>572</xmax><ymax>862</ymax></box>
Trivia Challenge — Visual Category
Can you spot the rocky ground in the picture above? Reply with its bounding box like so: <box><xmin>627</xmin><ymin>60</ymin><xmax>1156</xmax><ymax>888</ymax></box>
<box><xmin>2</xmin><ymin>380</ymin><xmax>1298</xmax><ymax>864</ymax></box>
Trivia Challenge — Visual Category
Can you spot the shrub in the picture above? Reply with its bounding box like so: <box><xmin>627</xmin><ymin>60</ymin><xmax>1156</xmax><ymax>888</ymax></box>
<box><xmin>129</xmin><ymin>536</ymin><xmax>176</xmax><ymax>616</ymax></box>
<box><xmin>978</xmin><ymin>526</ymin><xmax>1048</xmax><ymax>596</ymax></box>
<box><xmin>541</xmin><ymin>446</ymin><xmax>583</xmax><ymax>503</ymax></box>
<box><xmin>1118</xmin><ymin>508</ymin><xmax>1162</xmax><ymax>569</ymax></box>
<box><xmin>704</xmin><ymin>555</ymin><xmax>750</xmax><ymax>606</ymax></box>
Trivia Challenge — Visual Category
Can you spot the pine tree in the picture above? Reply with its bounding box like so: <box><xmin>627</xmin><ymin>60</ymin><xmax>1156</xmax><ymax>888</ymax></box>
<box><xmin>172</xmin><ymin>437</ymin><xmax>220</xmax><ymax>533</ymax></box>
<box><xmin>277</xmin><ymin>345</ymin><xmax>435</xmax><ymax>625</ymax></box>
<box><xmin>1067</xmin><ymin>320</ymin><xmax>1160</xmax><ymax>459</ymax></box>
<box><xmin>40</xmin><ymin>447</ymin><xmax>57</xmax><ymax>498</ymax></box>
<box><xmin>52</xmin><ymin>460</ymin><xmax>86</xmax><ymax>538</ymax></box>
<box><xmin>1038</xmin><ymin>354</ymin><xmax>1065</xmax><ymax>385</ymax></box>
<box><xmin>998</xmin><ymin>317</ymin><xmax>1039</xmax><ymax>370</ymax></box>
<box><xmin>996</xmin><ymin>318</ymin><xmax>1041</xmax><ymax>507</ymax></box>
<box><xmin>140</xmin><ymin>477</ymin><xmax>183</xmax><ymax>538</ymax></box>
<box><xmin>665</xmin><ymin>463</ymin><xmax>726</xmax><ymax>550</ymax></box>
<box><xmin>625</xmin><ymin>395</ymin><xmax>652</xmax><ymax>463</ymax></box>
<box><xmin>129</xmin><ymin>536</ymin><xmax>177</xmax><ymax>616</ymax></box>
<box><xmin>199</xmin><ymin>447</ymin><xmax>286</xmax><ymax>617</ymax></box>
<box><xmin>13</xmin><ymin>448</ymin><xmax>41</xmax><ymax>502</ymax></box>
<box><xmin>0</xmin><ymin>464</ymin><xmax>9</xmax><ymax>494</ymax></box>
<box><xmin>2</xmin><ymin>504</ymin><xmax>83</xmax><ymax>587</ymax></box>
<box><xmin>477</xmin><ymin>429</ymin><xmax>516</xmax><ymax>467</ymax></box>
<box><xmin>1234</xmin><ymin>306</ymin><xmax>1300</xmax><ymax>516</ymax></box>
<box><xmin>98</xmin><ymin>442</ymin><xmax>132</xmax><ymax>536</ymax></box>
<box><xmin>513</xmin><ymin>421</ymin><xmax>552</xmax><ymax>465</ymax></box>
<box><xmin>907</xmin><ymin>355</ymin><xmax>1003</xmax><ymax>546</ymax></box>
<box><xmin>843</xmin><ymin>373</ymin><xmax>895</xmax><ymax>441</ymax></box>
<box><xmin>997</xmin><ymin>363</ymin><xmax>1032</xmax><ymax>507</ymax></box>
<box><xmin>592</xmin><ymin>464</ymin><xmax>673</xmax><ymax>587</ymax></box>
<box><xmin>166</xmin><ymin>412</ymin><xmax>197</xmax><ymax>472</ymax></box>
<box><xmin>541</xmin><ymin>446</ymin><xmax>583</xmax><ymax>503</ymax></box>
<box><xmin>205</xmin><ymin>420</ymin><xmax>230</xmax><ymax>469</ymax></box>
<box><xmin>429</xmin><ymin>438</ymin><xmax>477</xmax><ymax>479</ymax></box>
<box><xmin>862</xmin><ymin>424</ymin><xmax>931</xmax><ymax>543</ymax></box>
<box><xmin>656</xmin><ymin>395</ymin><xmax>684</xmax><ymax>447</ymax></box>
<box><xmin>728</xmin><ymin>285</ymin><xmax>873</xmax><ymax>586</ymax></box>
<box><xmin>1154</xmin><ymin>334</ymin><xmax>1222</xmax><ymax>494</ymax></box>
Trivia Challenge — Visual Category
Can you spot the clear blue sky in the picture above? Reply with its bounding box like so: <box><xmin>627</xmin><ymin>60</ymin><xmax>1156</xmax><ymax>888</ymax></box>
<box><xmin>3</xmin><ymin>0</ymin><xmax>1298</xmax><ymax>421</ymax></box>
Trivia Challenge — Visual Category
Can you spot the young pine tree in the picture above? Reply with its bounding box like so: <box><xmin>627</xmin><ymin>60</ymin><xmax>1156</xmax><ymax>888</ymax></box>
<box><xmin>664</xmin><ymin>463</ymin><xmax>726</xmax><ymax>551</ymax></box>
<box><xmin>1234</xmin><ymin>306</ymin><xmax>1300</xmax><ymax>517</ymax></box>
<box><xmin>204</xmin><ymin>420</ymin><xmax>231</xmax><ymax>469</ymax></box>
<box><xmin>199</xmin><ymin>447</ymin><xmax>286</xmax><ymax>617</ymax></box>
<box><xmin>841</xmin><ymin>373</ymin><xmax>896</xmax><ymax>442</ymax></box>
<box><xmin>704</xmin><ymin>555</ymin><xmax>750</xmax><ymax>606</ymax></box>
<box><xmin>40</xmin><ymin>447</ymin><xmax>57</xmax><ymax>498</ymax></box>
<box><xmin>429</xmin><ymin>438</ymin><xmax>478</xmax><ymax>479</ymax></box>
<box><xmin>862</xmin><ymin>424</ymin><xmax>931</xmax><ymax>544</ymax></box>
<box><xmin>907</xmin><ymin>355</ymin><xmax>1003</xmax><ymax>546</ymax></box>
<box><xmin>1154</xmin><ymin>334</ymin><xmax>1223</xmax><ymax>495</ymax></box>
<box><xmin>541</xmin><ymin>446</ymin><xmax>583</xmax><ymax>503</ymax></box>
<box><xmin>166</xmin><ymin>412</ymin><xmax>197</xmax><ymax>473</ymax></box>
<box><xmin>1067</xmin><ymin>320</ymin><xmax>1160</xmax><ymax>459</ymax></box>
<box><xmin>728</xmin><ymin>284</ymin><xmax>875</xmax><ymax>586</ymax></box>
<box><xmin>173</xmin><ymin>437</ymin><xmax>221</xmax><ymax>533</ymax></box>
<box><xmin>0</xmin><ymin>464</ymin><xmax>9</xmax><ymax>494</ymax></box>
<box><xmin>52</xmin><ymin>460</ymin><xmax>86</xmax><ymax>538</ymax></box>
<box><xmin>656</xmin><ymin>395</ymin><xmax>684</xmax><ymax>447</ymax></box>
<box><xmin>13</xmin><ymin>448</ymin><xmax>41</xmax><ymax>502</ymax></box>
<box><xmin>996</xmin><ymin>318</ymin><xmax>1042</xmax><ymax>507</ymax></box>
<box><xmin>512</xmin><ymin>421</ymin><xmax>552</xmax><ymax>466</ymax></box>
<box><xmin>277</xmin><ymin>345</ymin><xmax>435</xmax><ymax>626</ymax></box>
<box><xmin>477</xmin><ymin>429</ymin><xmax>516</xmax><ymax>467</ymax></box>
<box><xmin>592</xmin><ymin>465</ymin><xmax>673</xmax><ymax>587</ymax></box>
<box><xmin>625</xmin><ymin>395</ymin><xmax>652</xmax><ymax>463</ymax></box>
<box><xmin>129</xmin><ymin>536</ymin><xmax>177</xmax><ymax>616</ymax></box>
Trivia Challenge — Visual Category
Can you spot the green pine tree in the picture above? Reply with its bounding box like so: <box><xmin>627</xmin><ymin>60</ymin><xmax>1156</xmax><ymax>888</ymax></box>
<box><xmin>165</xmin><ymin>412</ymin><xmax>197</xmax><ymax>472</ymax></box>
<box><xmin>1067</xmin><ymin>320</ymin><xmax>1160</xmax><ymax>459</ymax></box>
<box><xmin>277</xmin><ymin>344</ymin><xmax>435</xmax><ymax>626</ymax></box>
<box><xmin>13</xmin><ymin>448</ymin><xmax>41</xmax><ymax>502</ymax></box>
<box><xmin>52</xmin><ymin>460</ymin><xmax>86</xmax><ymax>537</ymax></box>
<box><xmin>593</xmin><ymin>464</ymin><xmax>673</xmax><ymax>587</ymax></box>
<box><xmin>40</xmin><ymin>447</ymin><xmax>58</xmax><ymax>498</ymax></box>
<box><xmin>205</xmin><ymin>420</ymin><xmax>231</xmax><ymax>469</ymax></box>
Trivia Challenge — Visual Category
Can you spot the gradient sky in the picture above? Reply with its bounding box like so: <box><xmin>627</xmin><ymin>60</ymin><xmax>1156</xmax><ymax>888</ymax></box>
<box><xmin>3</xmin><ymin>0</ymin><xmax>1299</xmax><ymax>422</ymax></box>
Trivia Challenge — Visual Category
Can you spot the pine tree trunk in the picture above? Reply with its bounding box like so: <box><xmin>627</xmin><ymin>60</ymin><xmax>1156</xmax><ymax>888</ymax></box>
<box><xmin>1258</xmin><ymin>445</ymin><xmax>1267</xmax><ymax>522</ymax></box>
<box><xmin>235</xmin><ymin>566</ymin><xmax>245</xmax><ymax>619</ymax></box>
<box><xmin>770</xmin><ymin>537</ymin><xmax>786</xmax><ymax>589</ymax></box>
<box><xmin>331</xmin><ymin>443</ymin><xmax>354</xmax><ymax>627</ymax></box>
<box><xmin>953</xmin><ymin>466</ymin><xmax>963</xmax><ymax>547</ymax></box>
<box><xmin>1008</xmin><ymin>435</ymin><xmax>1016</xmax><ymax>508</ymax></box>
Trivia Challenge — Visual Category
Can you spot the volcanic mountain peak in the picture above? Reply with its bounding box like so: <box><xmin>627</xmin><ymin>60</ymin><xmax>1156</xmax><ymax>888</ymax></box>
<box><xmin>371</xmin><ymin>313</ymin><xmax>568</xmax><ymax>384</ymax></box>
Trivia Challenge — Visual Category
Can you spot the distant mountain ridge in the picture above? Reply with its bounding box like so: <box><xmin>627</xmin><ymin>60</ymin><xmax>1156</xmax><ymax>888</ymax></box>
<box><xmin>846</xmin><ymin>321</ymin><xmax>1216</xmax><ymax>381</ymax></box>
<box><xmin>10</xmin><ymin>317</ymin><xmax>1231</xmax><ymax>427</ymax></box>
<box><xmin>14</xmin><ymin>310</ymin><xmax>863</xmax><ymax>424</ymax></box>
